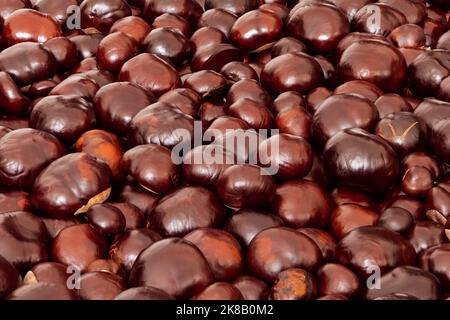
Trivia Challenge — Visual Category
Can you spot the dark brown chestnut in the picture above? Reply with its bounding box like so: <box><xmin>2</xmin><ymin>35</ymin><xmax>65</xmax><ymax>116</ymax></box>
<box><xmin>330</xmin><ymin>204</ymin><xmax>379</xmax><ymax>240</ymax></box>
<box><xmin>80</xmin><ymin>0</ymin><xmax>131</xmax><ymax>34</ymax></box>
<box><xmin>323</xmin><ymin>129</ymin><xmax>400</xmax><ymax>195</ymax></box>
<box><xmin>143</xmin><ymin>28</ymin><xmax>191</xmax><ymax>66</ymax></box>
<box><xmin>247</xmin><ymin>227</ymin><xmax>322</xmax><ymax>282</ymax></box>
<box><xmin>97</xmin><ymin>32</ymin><xmax>139</xmax><ymax>73</ymax></box>
<box><xmin>110</xmin><ymin>16</ymin><xmax>151</xmax><ymax>43</ymax></box>
<box><xmin>317</xmin><ymin>263</ymin><xmax>361</xmax><ymax>299</ymax></box>
<box><xmin>0</xmin><ymin>128</ymin><xmax>64</xmax><ymax>190</ymax></box>
<box><xmin>232</xmin><ymin>275</ymin><xmax>269</xmax><ymax>300</ymax></box>
<box><xmin>192</xmin><ymin>282</ymin><xmax>243</xmax><ymax>300</ymax></box>
<box><xmin>78</xmin><ymin>271</ymin><xmax>125</xmax><ymax>300</ymax></box>
<box><xmin>85</xmin><ymin>203</ymin><xmax>126</xmax><ymax>237</ymax></box>
<box><xmin>148</xmin><ymin>186</ymin><xmax>225</xmax><ymax>237</ymax></box>
<box><xmin>129</xmin><ymin>238</ymin><xmax>214</xmax><ymax>299</ymax></box>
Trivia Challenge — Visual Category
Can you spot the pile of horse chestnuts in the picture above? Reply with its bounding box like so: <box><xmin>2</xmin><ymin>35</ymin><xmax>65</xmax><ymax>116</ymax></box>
<box><xmin>1</xmin><ymin>0</ymin><xmax>450</xmax><ymax>301</ymax></box>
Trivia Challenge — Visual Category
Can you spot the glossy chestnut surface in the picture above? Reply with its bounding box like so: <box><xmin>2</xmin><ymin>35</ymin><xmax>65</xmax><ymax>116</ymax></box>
<box><xmin>323</xmin><ymin>129</ymin><xmax>400</xmax><ymax>195</ymax></box>
<box><xmin>129</xmin><ymin>238</ymin><xmax>214</xmax><ymax>299</ymax></box>
<box><xmin>317</xmin><ymin>263</ymin><xmax>361</xmax><ymax>299</ymax></box>
<box><xmin>31</xmin><ymin>153</ymin><xmax>112</xmax><ymax>219</ymax></box>
<box><xmin>247</xmin><ymin>227</ymin><xmax>322</xmax><ymax>282</ymax></box>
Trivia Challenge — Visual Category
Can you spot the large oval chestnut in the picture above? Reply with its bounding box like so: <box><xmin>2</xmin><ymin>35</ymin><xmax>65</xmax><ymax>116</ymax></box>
<box><xmin>0</xmin><ymin>128</ymin><xmax>64</xmax><ymax>190</ymax></box>
<box><xmin>97</xmin><ymin>32</ymin><xmax>139</xmax><ymax>73</ymax></box>
<box><xmin>94</xmin><ymin>82</ymin><xmax>155</xmax><ymax>136</ymax></box>
<box><xmin>247</xmin><ymin>227</ymin><xmax>322</xmax><ymax>282</ymax></box>
<box><xmin>148</xmin><ymin>186</ymin><xmax>225</xmax><ymax>237</ymax></box>
<box><xmin>80</xmin><ymin>0</ymin><xmax>131</xmax><ymax>34</ymax></box>
<box><xmin>129</xmin><ymin>238</ymin><xmax>214</xmax><ymax>299</ymax></box>
<box><xmin>31</xmin><ymin>153</ymin><xmax>112</xmax><ymax>219</ymax></box>
<box><xmin>335</xmin><ymin>226</ymin><xmax>416</xmax><ymax>280</ymax></box>
<box><xmin>323</xmin><ymin>129</ymin><xmax>400</xmax><ymax>195</ymax></box>
<box><xmin>51</xmin><ymin>224</ymin><xmax>107</xmax><ymax>272</ymax></box>
<box><xmin>185</xmin><ymin>229</ymin><xmax>243</xmax><ymax>282</ymax></box>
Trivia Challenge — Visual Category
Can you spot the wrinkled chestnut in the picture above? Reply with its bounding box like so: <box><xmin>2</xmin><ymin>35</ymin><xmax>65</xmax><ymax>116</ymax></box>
<box><xmin>127</xmin><ymin>102</ymin><xmax>194</xmax><ymax>149</ymax></box>
<box><xmin>30</xmin><ymin>95</ymin><xmax>96</xmax><ymax>145</ymax></box>
<box><xmin>247</xmin><ymin>227</ymin><xmax>322</xmax><ymax>282</ymax></box>
<box><xmin>0</xmin><ymin>128</ymin><xmax>64</xmax><ymax>190</ymax></box>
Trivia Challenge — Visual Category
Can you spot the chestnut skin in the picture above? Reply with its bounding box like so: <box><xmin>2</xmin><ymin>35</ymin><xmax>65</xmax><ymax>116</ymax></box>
<box><xmin>192</xmin><ymin>282</ymin><xmax>243</xmax><ymax>300</ymax></box>
<box><xmin>80</xmin><ymin>0</ymin><xmax>131</xmax><ymax>34</ymax></box>
<box><xmin>97</xmin><ymin>32</ymin><xmax>139</xmax><ymax>73</ymax></box>
<box><xmin>258</xmin><ymin>134</ymin><xmax>313</xmax><ymax>181</ymax></box>
<box><xmin>261</xmin><ymin>52</ymin><xmax>324</xmax><ymax>95</ymax></box>
<box><xmin>198</xmin><ymin>9</ymin><xmax>237</xmax><ymax>39</ymax></box>
<box><xmin>51</xmin><ymin>224</ymin><xmax>107</xmax><ymax>272</ymax></box>
<box><xmin>114</xmin><ymin>287</ymin><xmax>174</xmax><ymax>300</ymax></box>
<box><xmin>109</xmin><ymin>228</ymin><xmax>161</xmax><ymax>272</ymax></box>
<box><xmin>228</xmin><ymin>98</ymin><xmax>274</xmax><ymax>130</ymax></box>
<box><xmin>224</xmin><ymin>209</ymin><xmax>283</xmax><ymax>247</ymax></box>
<box><xmin>204</xmin><ymin>0</ymin><xmax>258</xmax><ymax>16</ymax></box>
<box><xmin>377</xmin><ymin>207</ymin><xmax>414</xmax><ymax>234</ymax></box>
<box><xmin>420</xmin><ymin>244</ymin><xmax>450</xmax><ymax>292</ymax></box>
<box><xmin>152</xmin><ymin>13</ymin><xmax>192</xmax><ymax>38</ymax></box>
<box><xmin>375</xmin><ymin>94</ymin><xmax>413</xmax><ymax>118</ymax></box>
<box><xmin>330</xmin><ymin>204</ymin><xmax>379</xmax><ymax>240</ymax></box>
<box><xmin>31</xmin><ymin>152</ymin><xmax>112</xmax><ymax>219</ymax></box>
<box><xmin>286</xmin><ymin>3</ymin><xmax>350</xmax><ymax>54</ymax></box>
<box><xmin>118</xmin><ymin>53</ymin><xmax>181</xmax><ymax>98</ymax></box>
<box><xmin>159</xmin><ymin>88</ymin><xmax>201</xmax><ymax>117</ymax></box>
<box><xmin>148</xmin><ymin>186</ymin><xmax>225</xmax><ymax>237</ymax></box>
<box><xmin>317</xmin><ymin>263</ymin><xmax>361</xmax><ymax>299</ymax></box>
<box><xmin>230</xmin><ymin>9</ymin><xmax>283</xmax><ymax>52</ymax></box>
<box><xmin>122</xmin><ymin>144</ymin><xmax>180</xmax><ymax>195</ymax></box>
<box><xmin>3</xmin><ymin>9</ymin><xmax>62</xmax><ymax>46</ymax></box>
<box><xmin>129</xmin><ymin>238</ymin><xmax>214</xmax><ymax>300</ymax></box>
<box><xmin>406</xmin><ymin>221</ymin><xmax>447</xmax><ymax>254</ymax></box>
<box><xmin>142</xmin><ymin>0</ymin><xmax>203</xmax><ymax>23</ymax></box>
<box><xmin>273</xmin><ymin>179</ymin><xmax>334</xmax><ymax>229</ymax></box>
<box><xmin>275</xmin><ymin>106</ymin><xmax>312</xmax><ymax>141</ymax></box>
<box><xmin>185</xmin><ymin>229</ymin><xmax>243</xmax><ymax>282</ymax></box>
<box><xmin>297</xmin><ymin>228</ymin><xmax>337</xmax><ymax>262</ymax></box>
<box><xmin>30</xmin><ymin>95</ymin><xmax>96</xmax><ymax>146</ymax></box>
<box><xmin>337</xmin><ymin>40</ymin><xmax>407</xmax><ymax>93</ymax></box>
<box><xmin>0</xmin><ymin>71</ymin><xmax>30</xmax><ymax>115</ymax></box>
<box><xmin>0</xmin><ymin>211</ymin><xmax>49</xmax><ymax>273</ymax></box>
<box><xmin>0</xmin><ymin>191</ymin><xmax>31</xmax><ymax>214</ymax></box>
<box><xmin>247</xmin><ymin>227</ymin><xmax>322</xmax><ymax>282</ymax></box>
<box><xmin>232</xmin><ymin>275</ymin><xmax>269</xmax><ymax>300</ymax></box>
<box><xmin>94</xmin><ymin>82</ymin><xmax>155</xmax><ymax>136</ymax></box>
<box><xmin>142</xmin><ymin>27</ymin><xmax>191</xmax><ymax>66</ymax></box>
<box><xmin>23</xmin><ymin>262</ymin><xmax>70</xmax><ymax>287</ymax></box>
<box><xmin>7</xmin><ymin>283</ymin><xmax>79</xmax><ymax>300</ymax></box>
<box><xmin>0</xmin><ymin>42</ymin><xmax>57</xmax><ymax>86</ymax></box>
<box><xmin>271</xmin><ymin>268</ymin><xmax>317</xmax><ymax>300</ymax></box>
<box><xmin>335</xmin><ymin>226</ymin><xmax>416</xmax><ymax>280</ymax></box>
<box><xmin>110</xmin><ymin>16</ymin><xmax>151</xmax><ymax>44</ymax></box>
<box><xmin>352</xmin><ymin>3</ymin><xmax>406</xmax><ymax>37</ymax></box>
<box><xmin>312</xmin><ymin>94</ymin><xmax>379</xmax><ymax>148</ymax></box>
<box><xmin>86</xmin><ymin>203</ymin><xmax>126</xmax><ymax>237</ymax></box>
<box><xmin>0</xmin><ymin>128</ymin><xmax>65</xmax><ymax>190</ymax></box>
<box><xmin>78</xmin><ymin>271</ymin><xmax>125</xmax><ymax>300</ymax></box>
<box><xmin>217</xmin><ymin>164</ymin><xmax>277</xmax><ymax>209</ymax></box>
<box><xmin>127</xmin><ymin>102</ymin><xmax>194</xmax><ymax>149</ymax></box>
<box><xmin>323</xmin><ymin>128</ymin><xmax>400</xmax><ymax>195</ymax></box>
<box><xmin>365</xmin><ymin>266</ymin><xmax>443</xmax><ymax>300</ymax></box>
<box><xmin>0</xmin><ymin>255</ymin><xmax>20</xmax><ymax>299</ymax></box>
